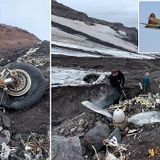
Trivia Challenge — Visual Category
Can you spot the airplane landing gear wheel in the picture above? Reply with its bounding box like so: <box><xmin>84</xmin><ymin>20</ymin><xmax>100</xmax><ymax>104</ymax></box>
<box><xmin>1</xmin><ymin>62</ymin><xmax>46</xmax><ymax>110</ymax></box>
<box><xmin>7</xmin><ymin>69</ymin><xmax>31</xmax><ymax>97</ymax></box>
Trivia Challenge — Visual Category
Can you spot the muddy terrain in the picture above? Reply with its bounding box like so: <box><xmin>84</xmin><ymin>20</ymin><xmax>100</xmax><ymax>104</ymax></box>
<box><xmin>52</xmin><ymin>55</ymin><xmax>160</xmax><ymax>160</ymax></box>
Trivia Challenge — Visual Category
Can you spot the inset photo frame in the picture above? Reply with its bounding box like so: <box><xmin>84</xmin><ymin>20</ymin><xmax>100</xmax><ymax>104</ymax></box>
<box><xmin>139</xmin><ymin>0</ymin><xmax>160</xmax><ymax>53</ymax></box>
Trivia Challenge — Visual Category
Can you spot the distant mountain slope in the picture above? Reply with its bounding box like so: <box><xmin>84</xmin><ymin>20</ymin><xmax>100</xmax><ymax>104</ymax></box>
<box><xmin>52</xmin><ymin>0</ymin><xmax>138</xmax><ymax>53</ymax></box>
<box><xmin>52</xmin><ymin>15</ymin><xmax>137</xmax><ymax>53</ymax></box>
<box><xmin>52</xmin><ymin>0</ymin><xmax>94</xmax><ymax>25</ymax></box>
<box><xmin>0</xmin><ymin>24</ymin><xmax>40</xmax><ymax>53</ymax></box>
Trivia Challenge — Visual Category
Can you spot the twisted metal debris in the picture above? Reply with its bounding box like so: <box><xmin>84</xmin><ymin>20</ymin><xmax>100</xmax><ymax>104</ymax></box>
<box><xmin>0</xmin><ymin>133</ymin><xmax>50</xmax><ymax>160</ymax></box>
<box><xmin>102</xmin><ymin>93</ymin><xmax>160</xmax><ymax>159</ymax></box>
<box><xmin>103</xmin><ymin>136</ymin><xmax>127</xmax><ymax>160</ymax></box>
<box><xmin>109</xmin><ymin>93</ymin><xmax>160</xmax><ymax>112</ymax></box>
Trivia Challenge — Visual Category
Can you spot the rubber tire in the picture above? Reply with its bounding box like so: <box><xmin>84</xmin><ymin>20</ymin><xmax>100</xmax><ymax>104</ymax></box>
<box><xmin>1</xmin><ymin>62</ymin><xmax>46</xmax><ymax>110</ymax></box>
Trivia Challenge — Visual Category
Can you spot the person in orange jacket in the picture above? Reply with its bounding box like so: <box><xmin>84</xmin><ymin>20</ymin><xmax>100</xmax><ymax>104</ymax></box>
<box><xmin>148</xmin><ymin>13</ymin><xmax>160</xmax><ymax>25</ymax></box>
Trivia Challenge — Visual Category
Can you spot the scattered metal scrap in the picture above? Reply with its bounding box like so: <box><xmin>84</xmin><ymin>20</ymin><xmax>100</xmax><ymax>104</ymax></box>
<box><xmin>109</xmin><ymin>93</ymin><xmax>160</xmax><ymax>112</ymax></box>
<box><xmin>148</xmin><ymin>148</ymin><xmax>160</xmax><ymax>158</ymax></box>
<box><xmin>0</xmin><ymin>133</ymin><xmax>50</xmax><ymax>160</ymax></box>
<box><xmin>82</xmin><ymin>92</ymin><xmax>160</xmax><ymax>159</ymax></box>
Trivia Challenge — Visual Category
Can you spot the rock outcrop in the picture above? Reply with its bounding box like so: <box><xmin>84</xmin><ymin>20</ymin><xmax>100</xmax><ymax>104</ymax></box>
<box><xmin>52</xmin><ymin>136</ymin><xmax>82</xmax><ymax>160</ymax></box>
<box><xmin>0</xmin><ymin>24</ymin><xmax>40</xmax><ymax>54</ymax></box>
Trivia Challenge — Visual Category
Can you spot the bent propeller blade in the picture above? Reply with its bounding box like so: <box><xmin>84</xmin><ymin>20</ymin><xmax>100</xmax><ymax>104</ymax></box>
<box><xmin>81</xmin><ymin>101</ymin><xmax>113</xmax><ymax>119</ymax></box>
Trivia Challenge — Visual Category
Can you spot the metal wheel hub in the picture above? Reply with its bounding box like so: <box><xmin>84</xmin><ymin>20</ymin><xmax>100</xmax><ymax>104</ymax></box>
<box><xmin>0</xmin><ymin>68</ymin><xmax>31</xmax><ymax>97</ymax></box>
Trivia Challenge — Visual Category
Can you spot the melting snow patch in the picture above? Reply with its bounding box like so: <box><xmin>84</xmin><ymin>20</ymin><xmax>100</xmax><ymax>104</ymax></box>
<box><xmin>52</xmin><ymin>67</ymin><xmax>110</xmax><ymax>87</ymax></box>
<box><xmin>52</xmin><ymin>42</ymin><xmax>155</xmax><ymax>59</ymax></box>
<box><xmin>52</xmin><ymin>15</ymin><xmax>137</xmax><ymax>52</ymax></box>
<box><xmin>52</xmin><ymin>47</ymin><xmax>101</xmax><ymax>58</ymax></box>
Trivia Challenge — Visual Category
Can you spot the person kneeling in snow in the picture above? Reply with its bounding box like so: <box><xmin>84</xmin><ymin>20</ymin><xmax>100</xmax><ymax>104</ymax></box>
<box><xmin>108</xmin><ymin>70</ymin><xmax>125</xmax><ymax>104</ymax></box>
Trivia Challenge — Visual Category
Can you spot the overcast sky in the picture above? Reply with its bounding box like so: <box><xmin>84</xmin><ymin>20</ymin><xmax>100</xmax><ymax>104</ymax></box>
<box><xmin>57</xmin><ymin>0</ymin><xmax>138</xmax><ymax>28</ymax></box>
<box><xmin>0</xmin><ymin>0</ymin><xmax>50</xmax><ymax>40</ymax></box>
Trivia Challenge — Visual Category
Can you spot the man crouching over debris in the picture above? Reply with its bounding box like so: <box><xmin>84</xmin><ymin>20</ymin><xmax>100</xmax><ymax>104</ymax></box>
<box><xmin>108</xmin><ymin>69</ymin><xmax>125</xmax><ymax>104</ymax></box>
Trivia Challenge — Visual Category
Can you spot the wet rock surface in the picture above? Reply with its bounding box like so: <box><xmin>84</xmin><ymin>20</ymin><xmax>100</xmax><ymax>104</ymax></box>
<box><xmin>52</xmin><ymin>136</ymin><xmax>82</xmax><ymax>160</ymax></box>
<box><xmin>83</xmin><ymin>122</ymin><xmax>110</xmax><ymax>152</ymax></box>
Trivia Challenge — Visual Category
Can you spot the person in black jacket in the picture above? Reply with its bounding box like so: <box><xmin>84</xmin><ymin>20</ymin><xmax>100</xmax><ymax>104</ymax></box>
<box><xmin>108</xmin><ymin>69</ymin><xmax>125</xmax><ymax>104</ymax></box>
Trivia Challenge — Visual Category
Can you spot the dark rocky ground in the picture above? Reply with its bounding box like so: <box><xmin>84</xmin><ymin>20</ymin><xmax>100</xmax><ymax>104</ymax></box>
<box><xmin>0</xmin><ymin>41</ymin><xmax>50</xmax><ymax>159</ymax></box>
<box><xmin>1</xmin><ymin>41</ymin><xmax>50</xmax><ymax>136</ymax></box>
<box><xmin>52</xmin><ymin>55</ymin><xmax>160</xmax><ymax>160</ymax></box>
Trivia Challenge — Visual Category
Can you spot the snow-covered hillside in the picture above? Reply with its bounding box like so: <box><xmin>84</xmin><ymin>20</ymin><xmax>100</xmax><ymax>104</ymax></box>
<box><xmin>52</xmin><ymin>46</ymin><xmax>154</xmax><ymax>59</ymax></box>
<box><xmin>51</xmin><ymin>1</ymin><xmax>157</xmax><ymax>59</ymax></box>
<box><xmin>52</xmin><ymin>15</ymin><xmax>137</xmax><ymax>53</ymax></box>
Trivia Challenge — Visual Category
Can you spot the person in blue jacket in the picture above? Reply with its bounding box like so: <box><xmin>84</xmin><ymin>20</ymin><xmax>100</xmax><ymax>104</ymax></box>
<box><xmin>143</xmin><ymin>72</ymin><xmax>151</xmax><ymax>93</ymax></box>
